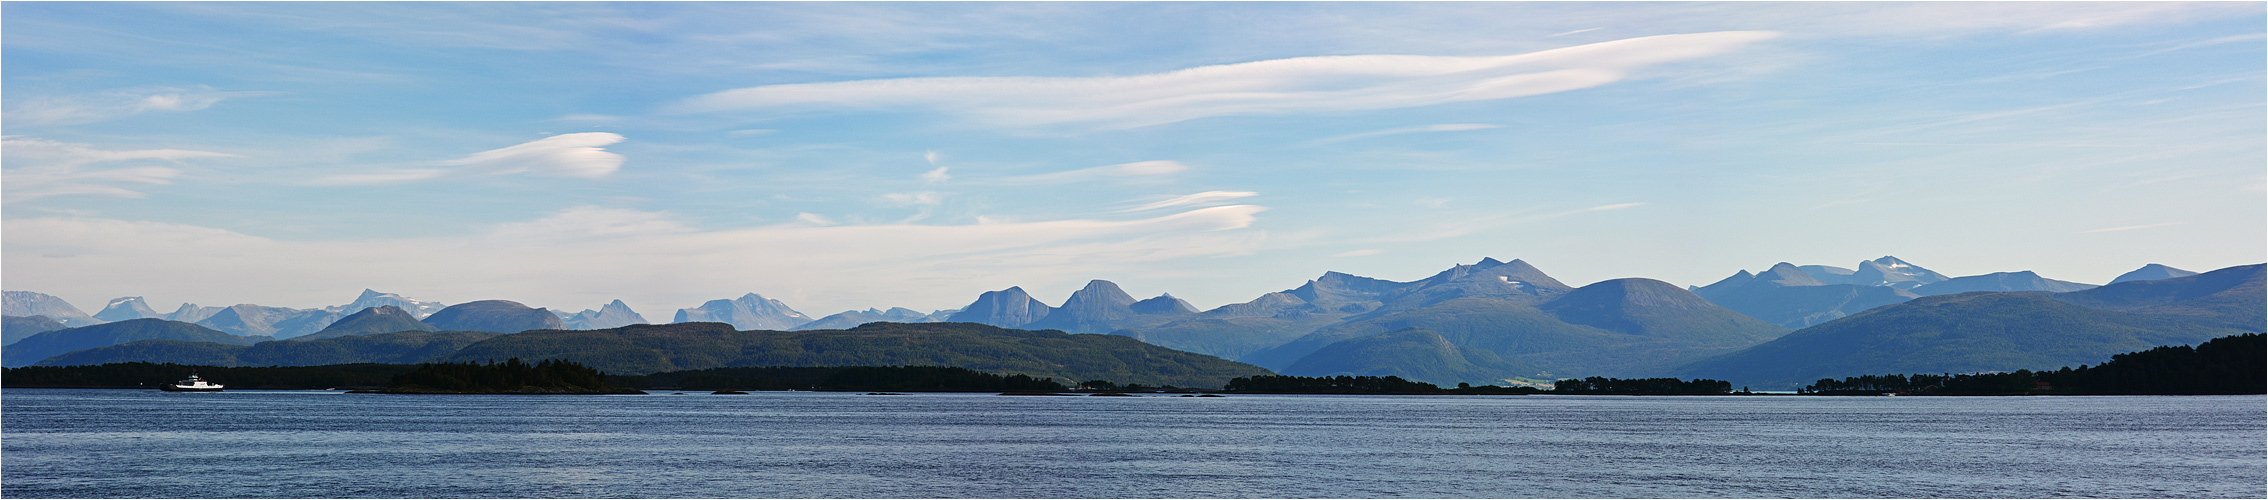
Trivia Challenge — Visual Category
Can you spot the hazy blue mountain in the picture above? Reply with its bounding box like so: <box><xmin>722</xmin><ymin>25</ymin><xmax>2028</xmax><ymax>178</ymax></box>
<box><xmin>424</xmin><ymin>300</ymin><xmax>565</xmax><ymax>333</ymax></box>
<box><xmin>330</xmin><ymin>289</ymin><xmax>448</xmax><ymax>318</ymax></box>
<box><xmin>2053</xmin><ymin>264</ymin><xmax>2263</xmax><ymax>327</ymax></box>
<box><xmin>1798</xmin><ymin>265</ymin><xmax>1860</xmax><ymax>285</ymax></box>
<box><xmin>1674</xmin><ymin>291</ymin><xmax>2256</xmax><ymax>390</ymax></box>
<box><xmin>3</xmin><ymin>291</ymin><xmax>99</xmax><ymax>327</ymax></box>
<box><xmin>1693</xmin><ymin>262</ymin><xmax>1920</xmax><ymax>328</ymax></box>
<box><xmin>298</xmin><ymin>306</ymin><xmax>435</xmax><ymax>340</ymax></box>
<box><xmin>1023</xmin><ymin>280</ymin><xmax>1139</xmax><ymax>333</ymax></box>
<box><xmin>1024</xmin><ymin>280</ymin><xmax>1198</xmax><ymax>334</ymax></box>
<box><xmin>4</xmin><ymin>316</ymin><xmax>70</xmax><ymax>346</ymax></box>
<box><xmin>945</xmin><ymin>287</ymin><xmax>1055</xmax><ymax>329</ymax></box>
<box><xmin>36</xmin><ymin>329</ymin><xmax>511</xmax><ymax>367</ymax></box>
<box><xmin>1911</xmin><ymin>271</ymin><xmax>2095</xmax><ymax>296</ymax></box>
<box><xmin>93</xmin><ymin>297</ymin><xmax>162</xmax><ymax>322</ymax></box>
<box><xmin>195</xmin><ymin>304</ymin><xmax>341</xmax><ymax>339</ymax></box>
<box><xmin>1849</xmin><ymin>256</ymin><xmax>1948</xmax><ymax>289</ymax></box>
<box><xmin>2109</xmin><ymin>264</ymin><xmax>2199</xmax><ymax>284</ymax></box>
<box><xmin>1128</xmin><ymin>294</ymin><xmax>1198</xmax><ymax>315</ymax></box>
<box><xmin>1140</xmin><ymin>258</ymin><xmax>1577</xmax><ymax>365</ymax></box>
<box><xmin>1374</xmin><ymin>258</ymin><xmax>1572</xmax><ymax>312</ymax></box>
<box><xmin>1280</xmin><ymin>327</ymin><xmax>1539</xmax><ymax>384</ymax></box>
<box><xmin>440</xmin><ymin>321</ymin><xmax>1271</xmax><ymax>388</ymax></box>
<box><xmin>792</xmin><ymin>307</ymin><xmax>938</xmax><ymax>331</ymax></box>
<box><xmin>562</xmin><ymin>300</ymin><xmax>647</xmax><ymax>330</ymax></box>
<box><xmin>1537</xmin><ymin>278</ymin><xmax>1789</xmax><ymax>345</ymax></box>
<box><xmin>4</xmin><ymin>319</ymin><xmax>267</xmax><ymax>367</ymax></box>
<box><xmin>164</xmin><ymin>303</ymin><xmax>227</xmax><ymax>323</ymax></box>
<box><xmin>1752</xmin><ymin>262</ymin><xmax>1825</xmax><ymax>286</ymax></box>
<box><xmin>1247</xmin><ymin>272</ymin><xmax>1788</xmax><ymax>386</ymax></box>
<box><xmin>671</xmin><ymin>293</ymin><xmax>810</xmax><ymax>331</ymax></box>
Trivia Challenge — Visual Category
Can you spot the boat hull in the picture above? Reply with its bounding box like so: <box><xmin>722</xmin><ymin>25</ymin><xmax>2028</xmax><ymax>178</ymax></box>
<box><xmin>160</xmin><ymin>385</ymin><xmax>223</xmax><ymax>392</ymax></box>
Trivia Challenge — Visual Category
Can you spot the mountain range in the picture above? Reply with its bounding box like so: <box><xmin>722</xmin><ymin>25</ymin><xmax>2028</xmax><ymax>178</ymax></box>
<box><xmin>29</xmin><ymin>322</ymin><xmax>1265</xmax><ymax>388</ymax></box>
<box><xmin>5</xmin><ymin>257</ymin><xmax>2256</xmax><ymax>389</ymax></box>
<box><xmin>1675</xmin><ymin>264</ymin><xmax>2263</xmax><ymax>388</ymax></box>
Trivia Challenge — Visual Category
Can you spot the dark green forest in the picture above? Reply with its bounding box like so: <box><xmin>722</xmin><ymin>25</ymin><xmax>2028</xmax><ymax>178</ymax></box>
<box><xmin>1802</xmin><ymin>333</ymin><xmax>2264</xmax><ymax>395</ymax></box>
<box><xmin>1224</xmin><ymin>374</ymin><xmax>1448</xmax><ymax>394</ymax></box>
<box><xmin>624</xmin><ymin>365</ymin><xmax>1066</xmax><ymax>392</ymax></box>
<box><xmin>2</xmin><ymin>362</ymin><xmax>414</xmax><ymax>389</ymax></box>
<box><xmin>5</xmin><ymin>362</ymin><xmax>1065</xmax><ymax>393</ymax></box>
<box><xmin>1554</xmin><ymin>376</ymin><xmax>1735</xmax><ymax>395</ymax></box>
<box><xmin>382</xmin><ymin>358</ymin><xmax>637</xmax><ymax>394</ymax></box>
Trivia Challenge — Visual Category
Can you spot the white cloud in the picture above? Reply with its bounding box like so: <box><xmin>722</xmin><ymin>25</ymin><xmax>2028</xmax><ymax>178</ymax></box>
<box><xmin>1</xmin><ymin>137</ymin><xmax>234</xmax><ymax>202</ymax></box>
<box><xmin>1000</xmin><ymin>160</ymin><xmax>1190</xmax><ymax>185</ymax></box>
<box><xmin>921</xmin><ymin>166</ymin><xmax>951</xmax><ymax>184</ymax></box>
<box><xmin>3</xmin><ymin>204</ymin><xmax>1269</xmax><ymax>314</ymax></box>
<box><xmin>1309</xmin><ymin>123</ymin><xmax>1505</xmax><ymax>145</ymax></box>
<box><xmin>795</xmin><ymin>212</ymin><xmax>839</xmax><ymax>226</ymax></box>
<box><xmin>314</xmin><ymin>133</ymin><xmax>625</xmax><ymax>185</ymax></box>
<box><xmin>1120</xmin><ymin>191</ymin><xmax>1258</xmax><ymax>212</ymax></box>
<box><xmin>443</xmin><ymin>132</ymin><xmax>626</xmax><ymax>178</ymax></box>
<box><xmin>6</xmin><ymin>86</ymin><xmax>274</xmax><ymax>126</ymax></box>
<box><xmin>667</xmin><ymin>31</ymin><xmax>1782</xmax><ymax>129</ymax></box>
<box><xmin>884</xmin><ymin>191</ymin><xmax>944</xmax><ymax>206</ymax></box>
<box><xmin>1579</xmin><ymin>202</ymin><xmax>1646</xmax><ymax>213</ymax></box>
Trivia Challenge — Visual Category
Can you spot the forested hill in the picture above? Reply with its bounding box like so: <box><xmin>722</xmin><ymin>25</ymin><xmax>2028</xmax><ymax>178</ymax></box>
<box><xmin>1803</xmin><ymin>333</ymin><xmax>2265</xmax><ymax>395</ymax></box>
<box><xmin>440</xmin><ymin>321</ymin><xmax>1271</xmax><ymax>388</ymax></box>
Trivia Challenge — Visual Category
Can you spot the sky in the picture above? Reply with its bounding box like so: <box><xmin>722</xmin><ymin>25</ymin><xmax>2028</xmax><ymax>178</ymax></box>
<box><xmin>4</xmin><ymin>2</ymin><xmax>2263</xmax><ymax>318</ymax></box>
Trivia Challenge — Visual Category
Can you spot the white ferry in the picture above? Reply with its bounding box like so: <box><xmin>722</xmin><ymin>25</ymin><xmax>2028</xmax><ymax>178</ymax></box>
<box><xmin>161</xmin><ymin>374</ymin><xmax>224</xmax><ymax>392</ymax></box>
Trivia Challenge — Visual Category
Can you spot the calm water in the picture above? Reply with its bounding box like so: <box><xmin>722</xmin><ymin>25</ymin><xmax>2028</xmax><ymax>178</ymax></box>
<box><xmin>3</xmin><ymin>389</ymin><xmax>2261</xmax><ymax>498</ymax></box>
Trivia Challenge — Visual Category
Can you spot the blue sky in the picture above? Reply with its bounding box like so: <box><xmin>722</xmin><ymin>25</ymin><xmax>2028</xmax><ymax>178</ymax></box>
<box><xmin>5</xmin><ymin>2</ymin><xmax>2263</xmax><ymax>317</ymax></box>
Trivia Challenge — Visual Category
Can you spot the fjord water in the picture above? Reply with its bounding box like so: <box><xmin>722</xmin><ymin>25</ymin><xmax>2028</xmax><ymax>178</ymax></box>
<box><xmin>4</xmin><ymin>390</ymin><xmax>2261</xmax><ymax>498</ymax></box>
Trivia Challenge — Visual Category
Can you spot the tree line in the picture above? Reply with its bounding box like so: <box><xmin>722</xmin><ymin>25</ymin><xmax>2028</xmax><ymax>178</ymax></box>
<box><xmin>629</xmin><ymin>365</ymin><xmax>1066</xmax><ymax>392</ymax></box>
<box><xmin>1553</xmin><ymin>376</ymin><xmax>1736</xmax><ymax>395</ymax></box>
<box><xmin>386</xmin><ymin>358</ymin><xmax>625</xmax><ymax>393</ymax></box>
<box><xmin>1803</xmin><ymin>333</ymin><xmax>2264</xmax><ymax>395</ymax></box>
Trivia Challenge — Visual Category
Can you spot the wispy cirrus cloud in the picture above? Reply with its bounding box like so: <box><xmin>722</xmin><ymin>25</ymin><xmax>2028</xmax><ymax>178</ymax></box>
<box><xmin>1</xmin><ymin>137</ymin><xmax>235</xmax><ymax>202</ymax></box>
<box><xmin>5</xmin><ymin>86</ymin><xmax>275</xmax><ymax>126</ymax></box>
<box><xmin>997</xmin><ymin>160</ymin><xmax>1190</xmax><ymax>185</ymax></box>
<box><xmin>1307</xmin><ymin>123</ymin><xmax>1505</xmax><ymax>145</ymax></box>
<box><xmin>667</xmin><ymin>31</ymin><xmax>1782</xmax><ymax>129</ymax></box>
<box><xmin>1119</xmin><ymin>191</ymin><xmax>1258</xmax><ymax>213</ymax></box>
<box><xmin>314</xmin><ymin>133</ymin><xmax>626</xmax><ymax>185</ymax></box>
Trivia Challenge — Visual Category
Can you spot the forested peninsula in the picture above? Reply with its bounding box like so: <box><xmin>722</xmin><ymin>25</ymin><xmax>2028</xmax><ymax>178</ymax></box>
<box><xmin>1802</xmin><ymin>333</ymin><xmax>2264</xmax><ymax>395</ymax></box>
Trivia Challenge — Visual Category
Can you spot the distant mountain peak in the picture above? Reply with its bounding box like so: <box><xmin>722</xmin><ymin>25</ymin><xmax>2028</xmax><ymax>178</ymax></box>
<box><xmin>1755</xmin><ymin>263</ymin><xmax>1824</xmax><ymax>287</ymax></box>
<box><xmin>1853</xmin><ymin>256</ymin><xmax>1948</xmax><ymax>289</ymax></box>
<box><xmin>674</xmin><ymin>293</ymin><xmax>807</xmax><ymax>330</ymax></box>
<box><xmin>94</xmin><ymin>296</ymin><xmax>162</xmax><ymax>322</ymax></box>
<box><xmin>2110</xmin><ymin>264</ymin><xmax>2199</xmax><ymax>284</ymax></box>
<box><xmin>945</xmin><ymin>287</ymin><xmax>1055</xmax><ymax>329</ymax></box>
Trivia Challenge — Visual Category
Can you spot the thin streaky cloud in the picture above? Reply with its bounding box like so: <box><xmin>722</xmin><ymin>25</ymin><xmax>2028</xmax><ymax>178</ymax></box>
<box><xmin>313</xmin><ymin>133</ymin><xmax>626</xmax><ymax>185</ymax></box>
<box><xmin>442</xmin><ymin>132</ymin><xmax>625</xmax><ymax>178</ymax></box>
<box><xmin>1119</xmin><ymin>191</ymin><xmax>1258</xmax><ymax>213</ymax></box>
<box><xmin>1307</xmin><ymin>123</ymin><xmax>1505</xmax><ymax>145</ymax></box>
<box><xmin>1</xmin><ymin>137</ymin><xmax>233</xmax><ymax>202</ymax></box>
<box><xmin>667</xmin><ymin>31</ymin><xmax>1783</xmax><ymax>129</ymax></box>
<box><xmin>5</xmin><ymin>86</ymin><xmax>276</xmax><ymax>126</ymax></box>
<box><xmin>997</xmin><ymin>160</ymin><xmax>1190</xmax><ymax>185</ymax></box>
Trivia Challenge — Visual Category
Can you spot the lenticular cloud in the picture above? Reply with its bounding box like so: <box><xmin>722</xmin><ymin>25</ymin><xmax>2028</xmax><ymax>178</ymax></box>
<box><xmin>443</xmin><ymin>132</ymin><xmax>626</xmax><ymax>178</ymax></box>
<box><xmin>672</xmin><ymin>31</ymin><xmax>1781</xmax><ymax>129</ymax></box>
